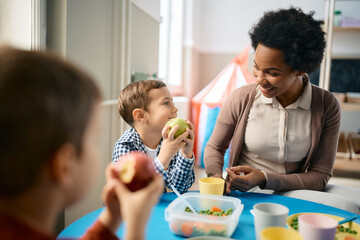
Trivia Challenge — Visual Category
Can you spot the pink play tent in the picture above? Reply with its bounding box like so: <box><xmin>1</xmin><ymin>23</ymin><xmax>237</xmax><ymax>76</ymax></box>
<box><xmin>191</xmin><ymin>46</ymin><xmax>255</xmax><ymax>168</ymax></box>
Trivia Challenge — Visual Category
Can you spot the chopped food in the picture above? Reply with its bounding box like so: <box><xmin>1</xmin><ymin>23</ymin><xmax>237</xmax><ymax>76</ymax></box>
<box><xmin>171</xmin><ymin>220</ymin><xmax>227</xmax><ymax>237</ymax></box>
<box><xmin>344</xmin><ymin>236</ymin><xmax>356</xmax><ymax>240</ymax></box>
<box><xmin>181</xmin><ymin>222</ymin><xmax>193</xmax><ymax>237</ymax></box>
<box><xmin>211</xmin><ymin>206</ymin><xmax>222</xmax><ymax>212</ymax></box>
<box><xmin>338</xmin><ymin>225</ymin><xmax>358</xmax><ymax>234</ymax></box>
<box><xmin>290</xmin><ymin>216</ymin><xmax>299</xmax><ymax>230</ymax></box>
<box><xmin>184</xmin><ymin>206</ymin><xmax>233</xmax><ymax>216</ymax></box>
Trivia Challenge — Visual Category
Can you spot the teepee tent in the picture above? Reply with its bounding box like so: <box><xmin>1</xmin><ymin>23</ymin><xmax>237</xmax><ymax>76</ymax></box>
<box><xmin>191</xmin><ymin>46</ymin><xmax>255</xmax><ymax>168</ymax></box>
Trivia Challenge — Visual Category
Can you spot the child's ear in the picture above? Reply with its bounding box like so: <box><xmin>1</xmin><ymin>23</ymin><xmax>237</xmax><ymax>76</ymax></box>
<box><xmin>49</xmin><ymin>143</ymin><xmax>78</xmax><ymax>189</ymax></box>
<box><xmin>133</xmin><ymin>108</ymin><xmax>147</xmax><ymax>123</ymax></box>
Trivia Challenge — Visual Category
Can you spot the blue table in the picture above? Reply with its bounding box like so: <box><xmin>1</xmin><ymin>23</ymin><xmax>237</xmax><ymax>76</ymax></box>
<box><xmin>58</xmin><ymin>191</ymin><xmax>360</xmax><ymax>239</ymax></box>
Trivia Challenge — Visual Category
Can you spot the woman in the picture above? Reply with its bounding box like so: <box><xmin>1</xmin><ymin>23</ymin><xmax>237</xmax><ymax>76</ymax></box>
<box><xmin>204</xmin><ymin>7</ymin><xmax>360</xmax><ymax>213</ymax></box>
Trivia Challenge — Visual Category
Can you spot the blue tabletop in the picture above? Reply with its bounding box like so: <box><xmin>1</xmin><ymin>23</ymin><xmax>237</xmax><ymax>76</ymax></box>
<box><xmin>58</xmin><ymin>191</ymin><xmax>360</xmax><ymax>239</ymax></box>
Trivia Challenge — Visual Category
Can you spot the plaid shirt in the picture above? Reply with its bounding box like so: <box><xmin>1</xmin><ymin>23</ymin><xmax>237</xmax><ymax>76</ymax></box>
<box><xmin>112</xmin><ymin>127</ymin><xmax>195</xmax><ymax>193</ymax></box>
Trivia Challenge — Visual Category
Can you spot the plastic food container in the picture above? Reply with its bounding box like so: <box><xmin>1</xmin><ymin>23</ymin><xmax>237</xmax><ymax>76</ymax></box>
<box><xmin>165</xmin><ymin>192</ymin><xmax>243</xmax><ymax>238</ymax></box>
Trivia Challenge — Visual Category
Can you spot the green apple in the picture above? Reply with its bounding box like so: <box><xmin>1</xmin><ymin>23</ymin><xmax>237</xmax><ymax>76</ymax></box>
<box><xmin>165</xmin><ymin>118</ymin><xmax>190</xmax><ymax>138</ymax></box>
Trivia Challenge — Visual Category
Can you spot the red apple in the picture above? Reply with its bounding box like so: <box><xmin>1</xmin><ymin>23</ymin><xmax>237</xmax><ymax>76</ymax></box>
<box><xmin>116</xmin><ymin>152</ymin><xmax>156</xmax><ymax>192</ymax></box>
<box><xmin>165</xmin><ymin>118</ymin><xmax>190</xmax><ymax>138</ymax></box>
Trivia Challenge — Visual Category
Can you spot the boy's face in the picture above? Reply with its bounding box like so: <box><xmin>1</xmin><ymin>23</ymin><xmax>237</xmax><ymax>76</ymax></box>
<box><xmin>145</xmin><ymin>87</ymin><xmax>178</xmax><ymax>133</ymax></box>
<box><xmin>67</xmin><ymin>102</ymin><xmax>102</xmax><ymax>205</ymax></box>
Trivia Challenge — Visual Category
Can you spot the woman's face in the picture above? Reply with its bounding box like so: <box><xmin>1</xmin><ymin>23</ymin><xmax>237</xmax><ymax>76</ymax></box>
<box><xmin>253</xmin><ymin>44</ymin><xmax>303</xmax><ymax>102</ymax></box>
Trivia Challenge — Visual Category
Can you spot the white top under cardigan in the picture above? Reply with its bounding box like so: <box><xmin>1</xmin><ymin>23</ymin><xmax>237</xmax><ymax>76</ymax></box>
<box><xmin>240</xmin><ymin>80</ymin><xmax>312</xmax><ymax>177</ymax></box>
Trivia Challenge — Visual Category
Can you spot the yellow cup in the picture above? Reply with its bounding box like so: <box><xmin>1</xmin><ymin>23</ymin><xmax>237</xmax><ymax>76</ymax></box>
<box><xmin>199</xmin><ymin>177</ymin><xmax>225</xmax><ymax>195</ymax></box>
<box><xmin>261</xmin><ymin>227</ymin><xmax>303</xmax><ymax>240</ymax></box>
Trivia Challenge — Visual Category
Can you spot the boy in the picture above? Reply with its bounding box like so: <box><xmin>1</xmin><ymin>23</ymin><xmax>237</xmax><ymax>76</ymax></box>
<box><xmin>112</xmin><ymin>80</ymin><xmax>195</xmax><ymax>193</ymax></box>
<box><xmin>0</xmin><ymin>46</ymin><xmax>163</xmax><ymax>240</ymax></box>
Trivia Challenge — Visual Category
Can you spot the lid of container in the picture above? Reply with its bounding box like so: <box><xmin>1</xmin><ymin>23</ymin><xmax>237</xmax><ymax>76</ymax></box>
<box><xmin>188</xmin><ymin>237</ymin><xmax>236</xmax><ymax>240</ymax></box>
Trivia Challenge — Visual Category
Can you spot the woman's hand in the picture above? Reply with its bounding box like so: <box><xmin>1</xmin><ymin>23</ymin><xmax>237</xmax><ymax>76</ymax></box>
<box><xmin>225</xmin><ymin>165</ymin><xmax>266</xmax><ymax>193</ymax></box>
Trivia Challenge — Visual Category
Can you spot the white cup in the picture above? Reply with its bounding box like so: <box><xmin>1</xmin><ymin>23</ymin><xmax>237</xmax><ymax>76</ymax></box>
<box><xmin>298</xmin><ymin>214</ymin><xmax>338</xmax><ymax>240</ymax></box>
<box><xmin>253</xmin><ymin>203</ymin><xmax>289</xmax><ymax>240</ymax></box>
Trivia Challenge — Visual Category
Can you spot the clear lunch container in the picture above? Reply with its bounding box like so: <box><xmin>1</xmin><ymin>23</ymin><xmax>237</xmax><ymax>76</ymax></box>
<box><xmin>164</xmin><ymin>192</ymin><xmax>244</xmax><ymax>238</ymax></box>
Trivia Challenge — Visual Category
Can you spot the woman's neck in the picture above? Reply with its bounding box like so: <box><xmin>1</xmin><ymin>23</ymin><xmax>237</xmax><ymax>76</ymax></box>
<box><xmin>277</xmin><ymin>76</ymin><xmax>306</xmax><ymax>108</ymax></box>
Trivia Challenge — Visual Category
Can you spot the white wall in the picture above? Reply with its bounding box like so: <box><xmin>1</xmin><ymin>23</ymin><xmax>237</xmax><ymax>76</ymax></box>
<box><xmin>192</xmin><ymin>0</ymin><xmax>360</xmax><ymax>54</ymax></box>
<box><xmin>63</xmin><ymin>0</ymin><xmax>115</xmax><ymax>227</ymax></box>
<box><xmin>131</xmin><ymin>4</ymin><xmax>160</xmax><ymax>74</ymax></box>
<box><xmin>132</xmin><ymin>0</ymin><xmax>161</xmax><ymax>22</ymax></box>
<box><xmin>66</xmin><ymin>0</ymin><xmax>114</xmax><ymax>99</ymax></box>
<box><xmin>0</xmin><ymin>0</ymin><xmax>32</xmax><ymax>49</ymax></box>
<box><xmin>193</xmin><ymin>0</ymin><xmax>326</xmax><ymax>54</ymax></box>
<box><xmin>48</xmin><ymin>0</ymin><xmax>161</xmax><ymax>228</ymax></box>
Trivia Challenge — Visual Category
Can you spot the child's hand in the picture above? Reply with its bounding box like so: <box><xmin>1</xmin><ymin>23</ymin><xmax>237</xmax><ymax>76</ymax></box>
<box><xmin>158</xmin><ymin>124</ymin><xmax>188</xmax><ymax>169</ymax></box>
<box><xmin>113</xmin><ymin>173</ymin><xmax>164</xmax><ymax>240</ymax></box>
<box><xmin>99</xmin><ymin>164</ymin><xmax>163</xmax><ymax>238</ymax></box>
<box><xmin>180</xmin><ymin>120</ymin><xmax>194</xmax><ymax>159</ymax></box>
<box><xmin>98</xmin><ymin>164</ymin><xmax>123</xmax><ymax>232</ymax></box>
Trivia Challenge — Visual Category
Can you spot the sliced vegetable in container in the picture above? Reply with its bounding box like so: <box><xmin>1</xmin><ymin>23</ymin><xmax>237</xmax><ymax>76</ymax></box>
<box><xmin>184</xmin><ymin>206</ymin><xmax>234</xmax><ymax>216</ymax></box>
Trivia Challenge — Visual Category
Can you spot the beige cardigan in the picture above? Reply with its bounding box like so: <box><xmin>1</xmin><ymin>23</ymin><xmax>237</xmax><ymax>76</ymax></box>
<box><xmin>204</xmin><ymin>83</ymin><xmax>341</xmax><ymax>191</ymax></box>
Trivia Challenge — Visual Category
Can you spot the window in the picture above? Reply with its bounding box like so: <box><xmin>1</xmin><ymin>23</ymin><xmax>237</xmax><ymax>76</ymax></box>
<box><xmin>158</xmin><ymin>0</ymin><xmax>184</xmax><ymax>93</ymax></box>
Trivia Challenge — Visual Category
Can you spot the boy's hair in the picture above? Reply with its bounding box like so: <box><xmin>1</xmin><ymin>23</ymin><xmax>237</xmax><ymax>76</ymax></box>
<box><xmin>118</xmin><ymin>80</ymin><xmax>166</xmax><ymax>126</ymax></box>
<box><xmin>0</xmin><ymin>46</ymin><xmax>102</xmax><ymax>197</ymax></box>
<box><xmin>249</xmin><ymin>7</ymin><xmax>325</xmax><ymax>73</ymax></box>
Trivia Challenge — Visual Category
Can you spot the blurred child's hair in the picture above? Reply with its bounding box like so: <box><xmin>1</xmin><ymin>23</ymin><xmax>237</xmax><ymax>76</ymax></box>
<box><xmin>0</xmin><ymin>46</ymin><xmax>102</xmax><ymax>196</ymax></box>
<box><xmin>118</xmin><ymin>80</ymin><xmax>166</xmax><ymax>126</ymax></box>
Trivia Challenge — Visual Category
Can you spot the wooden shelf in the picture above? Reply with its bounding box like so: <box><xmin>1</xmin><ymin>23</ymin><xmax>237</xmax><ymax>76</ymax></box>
<box><xmin>331</xmin><ymin>54</ymin><xmax>360</xmax><ymax>59</ymax></box>
<box><xmin>333</xmin><ymin>158</ymin><xmax>360</xmax><ymax>178</ymax></box>
<box><xmin>334</xmin><ymin>132</ymin><xmax>360</xmax><ymax>177</ymax></box>
<box><xmin>333</xmin><ymin>27</ymin><xmax>360</xmax><ymax>31</ymax></box>
<box><xmin>334</xmin><ymin>93</ymin><xmax>360</xmax><ymax>111</ymax></box>
<box><xmin>340</xmin><ymin>102</ymin><xmax>360</xmax><ymax>111</ymax></box>
<box><xmin>337</xmin><ymin>132</ymin><xmax>351</xmax><ymax>159</ymax></box>
<box><xmin>349</xmin><ymin>132</ymin><xmax>360</xmax><ymax>160</ymax></box>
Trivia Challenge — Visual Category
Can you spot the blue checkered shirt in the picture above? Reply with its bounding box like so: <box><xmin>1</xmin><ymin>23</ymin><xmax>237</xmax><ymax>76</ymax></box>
<box><xmin>112</xmin><ymin>127</ymin><xmax>195</xmax><ymax>193</ymax></box>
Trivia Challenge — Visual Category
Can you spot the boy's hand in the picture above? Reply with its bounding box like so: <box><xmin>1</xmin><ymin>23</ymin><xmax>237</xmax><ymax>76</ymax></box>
<box><xmin>113</xmin><ymin>173</ymin><xmax>164</xmax><ymax>240</ymax></box>
<box><xmin>99</xmin><ymin>164</ymin><xmax>164</xmax><ymax>238</ymax></box>
<box><xmin>180</xmin><ymin>120</ymin><xmax>194</xmax><ymax>159</ymax></box>
<box><xmin>158</xmin><ymin>124</ymin><xmax>187</xmax><ymax>169</ymax></box>
<box><xmin>99</xmin><ymin>164</ymin><xmax>123</xmax><ymax>232</ymax></box>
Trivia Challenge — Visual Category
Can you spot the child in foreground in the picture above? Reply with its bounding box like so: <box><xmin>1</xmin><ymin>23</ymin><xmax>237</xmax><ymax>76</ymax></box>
<box><xmin>112</xmin><ymin>80</ymin><xmax>195</xmax><ymax>193</ymax></box>
<box><xmin>0</xmin><ymin>46</ymin><xmax>163</xmax><ymax>240</ymax></box>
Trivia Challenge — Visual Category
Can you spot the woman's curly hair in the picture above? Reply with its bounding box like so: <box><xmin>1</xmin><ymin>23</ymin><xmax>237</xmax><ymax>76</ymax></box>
<box><xmin>249</xmin><ymin>7</ymin><xmax>326</xmax><ymax>73</ymax></box>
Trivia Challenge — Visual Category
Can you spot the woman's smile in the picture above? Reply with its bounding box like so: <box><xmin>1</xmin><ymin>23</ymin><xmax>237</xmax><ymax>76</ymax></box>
<box><xmin>259</xmin><ymin>85</ymin><xmax>276</xmax><ymax>93</ymax></box>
